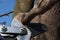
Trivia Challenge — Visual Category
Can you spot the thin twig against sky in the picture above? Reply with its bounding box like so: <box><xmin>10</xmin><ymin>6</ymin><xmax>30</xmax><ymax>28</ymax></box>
<box><xmin>0</xmin><ymin>11</ymin><xmax>13</xmax><ymax>17</ymax></box>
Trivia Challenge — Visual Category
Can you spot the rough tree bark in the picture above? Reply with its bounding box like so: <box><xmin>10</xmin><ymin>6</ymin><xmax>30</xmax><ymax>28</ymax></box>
<box><xmin>13</xmin><ymin>0</ymin><xmax>60</xmax><ymax>40</ymax></box>
<box><xmin>40</xmin><ymin>2</ymin><xmax>60</xmax><ymax>40</ymax></box>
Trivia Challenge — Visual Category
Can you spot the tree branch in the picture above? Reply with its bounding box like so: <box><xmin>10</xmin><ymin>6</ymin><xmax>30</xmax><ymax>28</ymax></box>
<box><xmin>0</xmin><ymin>11</ymin><xmax>14</xmax><ymax>17</ymax></box>
<box><xmin>21</xmin><ymin>0</ymin><xmax>59</xmax><ymax>25</ymax></box>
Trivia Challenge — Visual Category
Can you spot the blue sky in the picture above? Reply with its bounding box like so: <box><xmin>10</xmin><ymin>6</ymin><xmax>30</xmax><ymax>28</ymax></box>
<box><xmin>0</xmin><ymin>0</ymin><xmax>16</xmax><ymax>26</ymax></box>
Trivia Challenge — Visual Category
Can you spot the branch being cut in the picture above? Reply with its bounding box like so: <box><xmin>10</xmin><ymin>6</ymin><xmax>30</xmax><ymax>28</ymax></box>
<box><xmin>21</xmin><ymin>0</ymin><xmax>59</xmax><ymax>24</ymax></box>
<box><xmin>0</xmin><ymin>11</ymin><xmax>14</xmax><ymax>17</ymax></box>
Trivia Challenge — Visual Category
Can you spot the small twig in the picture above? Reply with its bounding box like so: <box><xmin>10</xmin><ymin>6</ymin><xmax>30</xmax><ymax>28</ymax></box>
<box><xmin>0</xmin><ymin>11</ymin><xmax>14</xmax><ymax>17</ymax></box>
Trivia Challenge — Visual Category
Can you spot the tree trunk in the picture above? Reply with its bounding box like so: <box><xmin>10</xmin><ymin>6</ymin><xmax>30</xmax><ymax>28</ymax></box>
<box><xmin>13</xmin><ymin>0</ymin><xmax>34</xmax><ymax>18</ymax></box>
<box><xmin>13</xmin><ymin>0</ymin><xmax>60</xmax><ymax>40</ymax></box>
<box><xmin>40</xmin><ymin>2</ymin><xmax>60</xmax><ymax>40</ymax></box>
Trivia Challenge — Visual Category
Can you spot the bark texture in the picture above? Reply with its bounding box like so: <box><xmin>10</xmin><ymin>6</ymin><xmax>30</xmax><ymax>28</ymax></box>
<box><xmin>40</xmin><ymin>2</ymin><xmax>60</xmax><ymax>40</ymax></box>
<box><xmin>13</xmin><ymin>0</ymin><xmax>60</xmax><ymax>40</ymax></box>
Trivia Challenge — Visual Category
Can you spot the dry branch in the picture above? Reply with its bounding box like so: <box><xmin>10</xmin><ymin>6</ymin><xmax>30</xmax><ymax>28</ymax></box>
<box><xmin>0</xmin><ymin>11</ymin><xmax>13</xmax><ymax>17</ymax></box>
